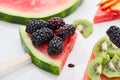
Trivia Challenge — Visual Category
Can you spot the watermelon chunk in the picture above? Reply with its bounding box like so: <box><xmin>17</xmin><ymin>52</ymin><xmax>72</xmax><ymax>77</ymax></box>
<box><xmin>19</xmin><ymin>26</ymin><xmax>77</xmax><ymax>75</ymax></box>
<box><xmin>0</xmin><ymin>0</ymin><xmax>83</xmax><ymax>24</ymax></box>
<box><xmin>94</xmin><ymin>0</ymin><xmax>120</xmax><ymax>24</ymax></box>
<box><xmin>94</xmin><ymin>8</ymin><xmax>120</xmax><ymax>23</ymax></box>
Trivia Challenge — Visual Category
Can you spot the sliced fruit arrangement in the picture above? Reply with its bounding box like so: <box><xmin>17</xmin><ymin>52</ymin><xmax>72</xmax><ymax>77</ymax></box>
<box><xmin>73</xmin><ymin>19</ymin><xmax>93</xmax><ymax>38</ymax></box>
<box><xmin>0</xmin><ymin>0</ymin><xmax>83</xmax><ymax>24</ymax></box>
<box><xmin>19</xmin><ymin>17</ymin><xmax>77</xmax><ymax>75</ymax></box>
<box><xmin>83</xmin><ymin>25</ymin><xmax>120</xmax><ymax>80</ymax></box>
<box><xmin>94</xmin><ymin>0</ymin><xmax>120</xmax><ymax>23</ymax></box>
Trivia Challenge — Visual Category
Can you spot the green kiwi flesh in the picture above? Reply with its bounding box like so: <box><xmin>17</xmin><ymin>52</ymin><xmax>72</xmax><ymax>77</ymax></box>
<box><xmin>112</xmin><ymin>55</ymin><xmax>120</xmax><ymax>74</ymax></box>
<box><xmin>93</xmin><ymin>36</ymin><xmax>109</xmax><ymax>57</ymax></box>
<box><xmin>73</xmin><ymin>19</ymin><xmax>93</xmax><ymax>38</ymax></box>
<box><xmin>103</xmin><ymin>55</ymin><xmax>120</xmax><ymax>78</ymax></box>
<box><xmin>108</xmin><ymin>42</ymin><xmax>120</xmax><ymax>57</ymax></box>
<box><xmin>88</xmin><ymin>36</ymin><xmax>120</xmax><ymax>79</ymax></box>
<box><xmin>93</xmin><ymin>36</ymin><xmax>120</xmax><ymax>58</ymax></box>
<box><xmin>87</xmin><ymin>57</ymin><xmax>103</xmax><ymax>80</ymax></box>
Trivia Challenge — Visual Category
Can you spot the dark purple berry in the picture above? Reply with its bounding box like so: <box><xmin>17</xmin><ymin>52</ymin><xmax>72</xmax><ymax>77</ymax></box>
<box><xmin>48</xmin><ymin>36</ymin><xmax>63</xmax><ymax>56</ymax></box>
<box><xmin>106</xmin><ymin>26</ymin><xmax>120</xmax><ymax>48</ymax></box>
<box><xmin>56</xmin><ymin>24</ymin><xmax>76</xmax><ymax>39</ymax></box>
<box><xmin>47</xmin><ymin>17</ymin><xmax>65</xmax><ymax>30</ymax></box>
<box><xmin>31</xmin><ymin>28</ymin><xmax>54</xmax><ymax>46</ymax></box>
<box><xmin>26</xmin><ymin>20</ymin><xmax>47</xmax><ymax>34</ymax></box>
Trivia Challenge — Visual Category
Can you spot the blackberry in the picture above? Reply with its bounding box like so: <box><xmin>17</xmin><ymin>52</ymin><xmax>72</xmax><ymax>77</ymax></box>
<box><xmin>31</xmin><ymin>28</ymin><xmax>54</xmax><ymax>46</ymax></box>
<box><xmin>56</xmin><ymin>24</ymin><xmax>76</xmax><ymax>39</ymax></box>
<box><xmin>26</xmin><ymin>20</ymin><xmax>47</xmax><ymax>34</ymax></box>
<box><xmin>47</xmin><ymin>17</ymin><xmax>65</xmax><ymax>30</ymax></box>
<box><xmin>48</xmin><ymin>36</ymin><xmax>63</xmax><ymax>56</ymax></box>
<box><xmin>106</xmin><ymin>26</ymin><xmax>120</xmax><ymax>48</ymax></box>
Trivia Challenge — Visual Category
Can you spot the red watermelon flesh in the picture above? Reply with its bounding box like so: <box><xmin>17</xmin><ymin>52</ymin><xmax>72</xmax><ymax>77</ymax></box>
<box><xmin>0</xmin><ymin>0</ymin><xmax>72</xmax><ymax>13</ymax></box>
<box><xmin>36</xmin><ymin>32</ymin><xmax>77</xmax><ymax>68</ymax></box>
<box><xmin>83</xmin><ymin>54</ymin><xmax>120</xmax><ymax>80</ymax></box>
<box><xmin>94</xmin><ymin>8</ymin><xmax>120</xmax><ymax>23</ymax></box>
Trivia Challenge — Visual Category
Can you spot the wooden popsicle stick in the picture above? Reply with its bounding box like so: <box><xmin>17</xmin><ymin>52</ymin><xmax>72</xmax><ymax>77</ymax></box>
<box><xmin>0</xmin><ymin>54</ymin><xmax>31</xmax><ymax>77</ymax></box>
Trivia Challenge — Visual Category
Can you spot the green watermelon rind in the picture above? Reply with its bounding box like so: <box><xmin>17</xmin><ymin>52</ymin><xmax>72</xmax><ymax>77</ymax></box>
<box><xmin>19</xmin><ymin>26</ymin><xmax>61</xmax><ymax>75</ymax></box>
<box><xmin>0</xmin><ymin>0</ymin><xmax>83</xmax><ymax>24</ymax></box>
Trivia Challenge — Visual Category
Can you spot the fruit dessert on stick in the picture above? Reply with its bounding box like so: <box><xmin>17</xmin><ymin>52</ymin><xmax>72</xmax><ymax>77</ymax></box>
<box><xmin>83</xmin><ymin>26</ymin><xmax>120</xmax><ymax>80</ymax></box>
<box><xmin>0</xmin><ymin>17</ymin><xmax>77</xmax><ymax>76</ymax></box>
<box><xmin>94</xmin><ymin>0</ymin><xmax>120</xmax><ymax>23</ymax></box>
<box><xmin>19</xmin><ymin>17</ymin><xmax>77</xmax><ymax>75</ymax></box>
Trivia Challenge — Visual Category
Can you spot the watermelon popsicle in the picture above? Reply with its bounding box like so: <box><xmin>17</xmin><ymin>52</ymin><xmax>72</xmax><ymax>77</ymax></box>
<box><xmin>19</xmin><ymin>25</ymin><xmax>77</xmax><ymax>75</ymax></box>
<box><xmin>0</xmin><ymin>17</ymin><xmax>78</xmax><ymax>76</ymax></box>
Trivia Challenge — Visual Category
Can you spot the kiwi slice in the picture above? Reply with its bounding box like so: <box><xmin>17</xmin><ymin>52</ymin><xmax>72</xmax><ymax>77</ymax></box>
<box><xmin>93</xmin><ymin>36</ymin><xmax>120</xmax><ymax>58</ymax></box>
<box><xmin>73</xmin><ymin>19</ymin><xmax>93</xmax><ymax>38</ymax></box>
<box><xmin>107</xmin><ymin>42</ymin><xmax>120</xmax><ymax>57</ymax></box>
<box><xmin>103</xmin><ymin>55</ymin><xmax>120</xmax><ymax>78</ymax></box>
<box><xmin>102</xmin><ymin>54</ymin><xmax>110</xmax><ymax>65</ymax></box>
<box><xmin>93</xmin><ymin>36</ymin><xmax>109</xmax><ymax>57</ymax></box>
<box><xmin>112</xmin><ymin>55</ymin><xmax>120</xmax><ymax>73</ymax></box>
<box><xmin>87</xmin><ymin>57</ymin><xmax>102</xmax><ymax>80</ymax></box>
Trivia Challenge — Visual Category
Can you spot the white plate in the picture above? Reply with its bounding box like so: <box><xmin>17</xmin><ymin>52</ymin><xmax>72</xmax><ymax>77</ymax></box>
<box><xmin>1</xmin><ymin>0</ymin><xmax>120</xmax><ymax>80</ymax></box>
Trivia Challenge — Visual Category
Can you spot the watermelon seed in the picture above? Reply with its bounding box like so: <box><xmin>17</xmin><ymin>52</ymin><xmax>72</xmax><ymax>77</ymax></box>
<box><xmin>68</xmin><ymin>63</ymin><xmax>75</xmax><ymax>68</ymax></box>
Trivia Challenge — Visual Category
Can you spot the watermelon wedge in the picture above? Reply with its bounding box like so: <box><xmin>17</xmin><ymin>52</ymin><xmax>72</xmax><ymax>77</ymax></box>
<box><xmin>0</xmin><ymin>0</ymin><xmax>83</xmax><ymax>24</ymax></box>
<box><xmin>94</xmin><ymin>8</ymin><xmax>120</xmax><ymax>23</ymax></box>
<box><xmin>19</xmin><ymin>26</ymin><xmax>77</xmax><ymax>75</ymax></box>
<box><xmin>94</xmin><ymin>0</ymin><xmax>120</xmax><ymax>23</ymax></box>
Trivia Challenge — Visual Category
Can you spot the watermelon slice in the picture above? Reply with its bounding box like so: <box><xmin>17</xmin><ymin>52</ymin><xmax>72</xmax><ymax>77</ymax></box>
<box><xmin>94</xmin><ymin>0</ymin><xmax>120</xmax><ymax>23</ymax></box>
<box><xmin>0</xmin><ymin>0</ymin><xmax>83</xmax><ymax>24</ymax></box>
<box><xmin>94</xmin><ymin>8</ymin><xmax>120</xmax><ymax>23</ymax></box>
<box><xmin>19</xmin><ymin>26</ymin><xmax>77</xmax><ymax>75</ymax></box>
<box><xmin>83</xmin><ymin>54</ymin><xmax>120</xmax><ymax>80</ymax></box>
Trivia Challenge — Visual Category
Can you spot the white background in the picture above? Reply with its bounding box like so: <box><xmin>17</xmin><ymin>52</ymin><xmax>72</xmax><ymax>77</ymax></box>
<box><xmin>1</xmin><ymin>0</ymin><xmax>120</xmax><ymax>80</ymax></box>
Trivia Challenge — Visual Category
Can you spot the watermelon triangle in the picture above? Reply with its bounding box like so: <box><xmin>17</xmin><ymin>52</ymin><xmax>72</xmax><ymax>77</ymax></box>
<box><xmin>94</xmin><ymin>8</ymin><xmax>120</xmax><ymax>23</ymax></box>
